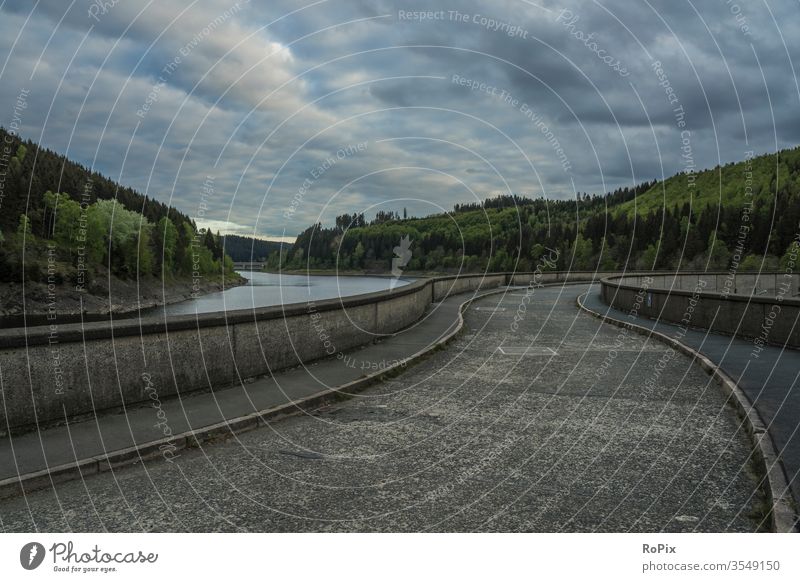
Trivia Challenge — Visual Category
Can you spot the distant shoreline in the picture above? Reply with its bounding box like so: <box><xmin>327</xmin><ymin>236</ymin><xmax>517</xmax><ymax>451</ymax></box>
<box><xmin>259</xmin><ymin>268</ymin><xmax>429</xmax><ymax>278</ymax></box>
<box><xmin>0</xmin><ymin>273</ymin><xmax>247</xmax><ymax>327</ymax></box>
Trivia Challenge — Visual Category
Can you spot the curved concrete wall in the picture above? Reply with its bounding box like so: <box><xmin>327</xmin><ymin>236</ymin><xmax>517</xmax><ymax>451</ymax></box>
<box><xmin>0</xmin><ymin>277</ymin><xmax>438</xmax><ymax>432</ymax></box>
<box><xmin>601</xmin><ymin>272</ymin><xmax>800</xmax><ymax>349</ymax></box>
<box><xmin>506</xmin><ymin>270</ymin><xmax>643</xmax><ymax>287</ymax></box>
<box><xmin>432</xmin><ymin>273</ymin><xmax>508</xmax><ymax>301</ymax></box>
<box><xmin>0</xmin><ymin>270</ymin><xmax>645</xmax><ymax>433</ymax></box>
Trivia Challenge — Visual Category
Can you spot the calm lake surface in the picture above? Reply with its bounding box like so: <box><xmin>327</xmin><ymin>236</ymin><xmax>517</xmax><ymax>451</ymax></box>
<box><xmin>155</xmin><ymin>271</ymin><xmax>414</xmax><ymax>316</ymax></box>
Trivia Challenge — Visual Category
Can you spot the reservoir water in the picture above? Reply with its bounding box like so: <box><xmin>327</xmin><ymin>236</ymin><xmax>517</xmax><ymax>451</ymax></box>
<box><xmin>0</xmin><ymin>272</ymin><xmax>414</xmax><ymax>328</ymax></box>
<box><xmin>155</xmin><ymin>271</ymin><xmax>414</xmax><ymax>316</ymax></box>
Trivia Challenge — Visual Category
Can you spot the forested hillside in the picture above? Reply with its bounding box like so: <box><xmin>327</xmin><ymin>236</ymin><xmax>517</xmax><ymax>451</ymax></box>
<box><xmin>222</xmin><ymin>235</ymin><xmax>285</xmax><ymax>262</ymax></box>
<box><xmin>0</xmin><ymin>127</ymin><xmax>237</xmax><ymax>288</ymax></box>
<box><xmin>275</xmin><ymin>147</ymin><xmax>800</xmax><ymax>273</ymax></box>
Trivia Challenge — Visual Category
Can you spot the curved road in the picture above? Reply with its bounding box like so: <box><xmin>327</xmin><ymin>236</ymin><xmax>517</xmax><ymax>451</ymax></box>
<box><xmin>0</xmin><ymin>285</ymin><xmax>765</xmax><ymax>532</ymax></box>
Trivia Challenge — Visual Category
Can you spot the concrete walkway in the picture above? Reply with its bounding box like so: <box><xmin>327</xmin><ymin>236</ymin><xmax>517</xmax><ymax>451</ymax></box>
<box><xmin>582</xmin><ymin>287</ymin><xmax>800</xmax><ymax>522</ymax></box>
<box><xmin>0</xmin><ymin>285</ymin><xmax>764</xmax><ymax>532</ymax></box>
<box><xmin>0</xmin><ymin>285</ymin><xmax>505</xmax><ymax>491</ymax></box>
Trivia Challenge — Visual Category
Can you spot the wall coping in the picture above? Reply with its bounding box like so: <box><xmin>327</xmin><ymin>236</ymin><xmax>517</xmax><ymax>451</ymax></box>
<box><xmin>0</xmin><ymin>270</ymin><xmax>666</xmax><ymax>349</ymax></box>
<box><xmin>0</xmin><ymin>277</ymin><xmax>435</xmax><ymax>348</ymax></box>
<box><xmin>602</xmin><ymin>272</ymin><xmax>800</xmax><ymax>307</ymax></box>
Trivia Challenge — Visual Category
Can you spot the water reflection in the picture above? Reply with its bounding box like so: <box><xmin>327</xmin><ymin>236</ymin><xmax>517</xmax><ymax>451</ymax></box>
<box><xmin>154</xmin><ymin>271</ymin><xmax>414</xmax><ymax>316</ymax></box>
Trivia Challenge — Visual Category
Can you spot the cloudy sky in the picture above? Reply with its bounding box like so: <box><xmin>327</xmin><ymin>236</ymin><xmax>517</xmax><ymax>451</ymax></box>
<box><xmin>1</xmin><ymin>0</ymin><xmax>798</xmax><ymax>240</ymax></box>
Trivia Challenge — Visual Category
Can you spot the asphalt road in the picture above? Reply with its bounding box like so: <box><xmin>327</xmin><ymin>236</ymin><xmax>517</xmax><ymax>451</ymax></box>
<box><xmin>0</xmin><ymin>284</ymin><xmax>765</xmax><ymax>532</ymax></box>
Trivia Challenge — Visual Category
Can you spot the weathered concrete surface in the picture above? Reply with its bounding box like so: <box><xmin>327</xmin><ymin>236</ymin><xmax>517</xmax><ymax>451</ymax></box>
<box><xmin>602</xmin><ymin>273</ymin><xmax>800</xmax><ymax>348</ymax></box>
<box><xmin>0</xmin><ymin>286</ymin><xmax>490</xmax><ymax>485</ymax></box>
<box><xmin>0</xmin><ymin>278</ymin><xmax>436</xmax><ymax>432</ymax></box>
<box><xmin>0</xmin><ymin>271</ymin><xmax>642</xmax><ymax>433</ymax></box>
<box><xmin>0</xmin><ymin>285</ymin><xmax>764</xmax><ymax>532</ymax></box>
<box><xmin>585</xmin><ymin>286</ymin><xmax>800</xmax><ymax>525</ymax></box>
<box><xmin>432</xmin><ymin>274</ymin><xmax>507</xmax><ymax>300</ymax></box>
<box><xmin>615</xmin><ymin>273</ymin><xmax>800</xmax><ymax>296</ymax></box>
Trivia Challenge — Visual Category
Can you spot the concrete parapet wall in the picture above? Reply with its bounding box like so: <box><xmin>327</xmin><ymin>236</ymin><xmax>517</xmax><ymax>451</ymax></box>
<box><xmin>0</xmin><ymin>270</ymin><xmax>661</xmax><ymax>432</ymax></box>
<box><xmin>601</xmin><ymin>272</ymin><xmax>800</xmax><ymax>349</ymax></box>
<box><xmin>507</xmin><ymin>270</ymin><xmax>656</xmax><ymax>287</ymax></box>
<box><xmin>0</xmin><ymin>277</ymin><xmax>436</xmax><ymax>432</ymax></box>
<box><xmin>432</xmin><ymin>273</ymin><xmax>506</xmax><ymax>301</ymax></box>
<box><xmin>614</xmin><ymin>272</ymin><xmax>800</xmax><ymax>297</ymax></box>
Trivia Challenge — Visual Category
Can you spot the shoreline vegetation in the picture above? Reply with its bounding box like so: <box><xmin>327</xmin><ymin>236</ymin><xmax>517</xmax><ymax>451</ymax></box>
<box><xmin>4</xmin><ymin>126</ymin><xmax>800</xmax><ymax>324</ymax></box>
<box><xmin>0</xmin><ymin>272</ymin><xmax>246</xmax><ymax>320</ymax></box>
<box><xmin>0</xmin><ymin>126</ymin><xmax>245</xmax><ymax>321</ymax></box>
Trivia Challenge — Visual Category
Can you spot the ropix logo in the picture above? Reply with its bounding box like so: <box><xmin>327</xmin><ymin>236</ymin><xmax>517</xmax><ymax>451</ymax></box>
<box><xmin>390</xmin><ymin>235</ymin><xmax>413</xmax><ymax>290</ymax></box>
<box><xmin>20</xmin><ymin>542</ymin><xmax>46</xmax><ymax>570</ymax></box>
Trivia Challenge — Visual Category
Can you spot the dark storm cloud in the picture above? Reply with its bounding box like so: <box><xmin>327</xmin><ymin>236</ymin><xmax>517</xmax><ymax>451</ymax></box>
<box><xmin>1</xmin><ymin>0</ymin><xmax>798</xmax><ymax>238</ymax></box>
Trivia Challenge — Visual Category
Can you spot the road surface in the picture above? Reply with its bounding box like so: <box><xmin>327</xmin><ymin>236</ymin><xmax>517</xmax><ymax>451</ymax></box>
<box><xmin>0</xmin><ymin>284</ymin><xmax>764</xmax><ymax>532</ymax></box>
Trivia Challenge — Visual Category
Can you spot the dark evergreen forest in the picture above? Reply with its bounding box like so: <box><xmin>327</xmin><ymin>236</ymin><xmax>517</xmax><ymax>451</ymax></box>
<box><xmin>272</xmin><ymin>147</ymin><xmax>800</xmax><ymax>274</ymax></box>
